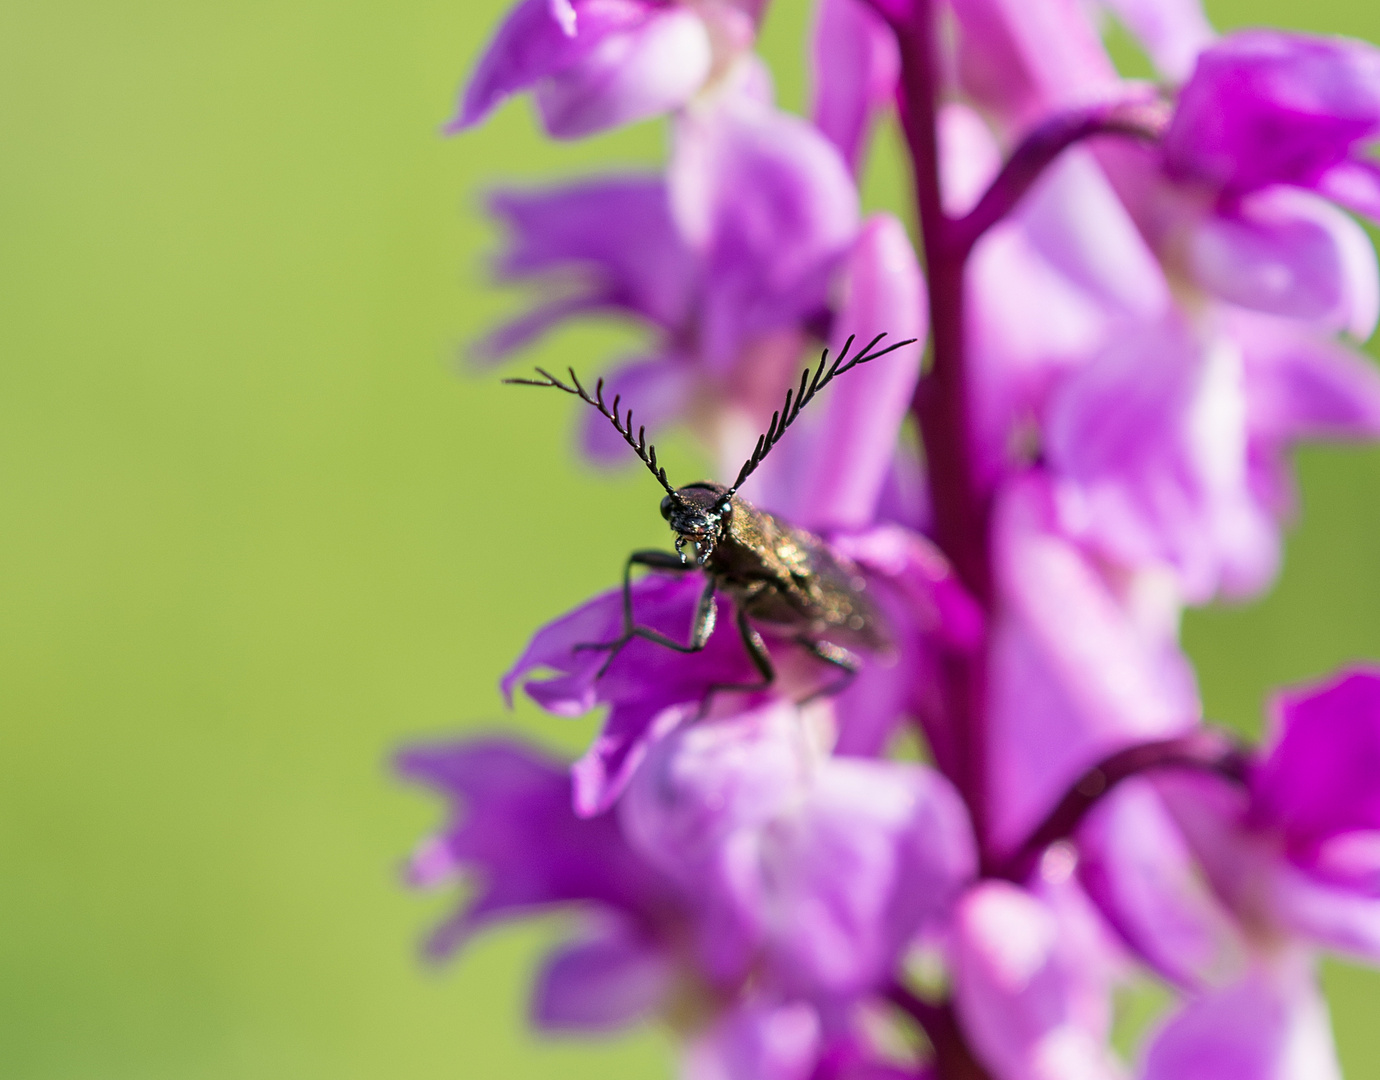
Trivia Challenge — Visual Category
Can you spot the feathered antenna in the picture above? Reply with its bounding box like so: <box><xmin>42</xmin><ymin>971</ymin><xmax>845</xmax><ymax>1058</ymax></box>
<box><xmin>504</xmin><ymin>367</ymin><xmax>679</xmax><ymax>498</ymax></box>
<box><xmin>727</xmin><ymin>332</ymin><xmax>918</xmax><ymax>495</ymax></box>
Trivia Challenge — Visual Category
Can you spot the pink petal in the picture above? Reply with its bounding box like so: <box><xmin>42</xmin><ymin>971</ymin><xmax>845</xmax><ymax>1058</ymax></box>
<box><xmin>683</xmin><ymin>1002</ymin><xmax>823</xmax><ymax>1080</ymax></box>
<box><xmin>948</xmin><ymin>0</ymin><xmax>1120</xmax><ymax>134</ymax></box>
<box><xmin>810</xmin><ymin>0</ymin><xmax>899</xmax><ymax>174</ymax></box>
<box><xmin>952</xmin><ymin>881</ymin><xmax>1123</xmax><ymax>1080</ymax></box>
<box><xmin>453</xmin><ymin>0</ymin><xmax>653</xmax><ymax>132</ymax></box>
<box><xmin>1099</xmin><ymin>0</ymin><xmax>1214</xmax><ymax>82</ymax></box>
<box><xmin>1187</xmin><ymin>187</ymin><xmax>1378</xmax><ymax>338</ymax></box>
<box><xmin>986</xmin><ymin>476</ymin><xmax>1200</xmax><ymax>854</ymax></box>
<box><xmin>536</xmin><ymin>6</ymin><xmax>713</xmax><ymax>138</ymax></box>
<box><xmin>1140</xmin><ymin>964</ymin><xmax>1341</xmax><ymax>1080</ymax></box>
<box><xmin>530</xmin><ymin>920</ymin><xmax>672</xmax><ymax>1030</ymax></box>
<box><xmin>1078</xmin><ymin>778</ymin><xmax>1246</xmax><ymax>988</ymax></box>
<box><xmin>669</xmin><ymin>71</ymin><xmax>860</xmax><ymax>371</ymax></box>
<box><xmin>778</xmin><ymin>216</ymin><xmax>926</xmax><ymax>532</ymax></box>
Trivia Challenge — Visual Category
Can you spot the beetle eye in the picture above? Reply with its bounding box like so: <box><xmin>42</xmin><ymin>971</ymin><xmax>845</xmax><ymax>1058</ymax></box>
<box><xmin>660</xmin><ymin>495</ymin><xmax>674</xmax><ymax>520</ymax></box>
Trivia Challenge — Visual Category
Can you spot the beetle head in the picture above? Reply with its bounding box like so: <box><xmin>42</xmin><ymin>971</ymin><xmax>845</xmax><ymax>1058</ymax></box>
<box><xmin>661</xmin><ymin>483</ymin><xmax>733</xmax><ymax>566</ymax></box>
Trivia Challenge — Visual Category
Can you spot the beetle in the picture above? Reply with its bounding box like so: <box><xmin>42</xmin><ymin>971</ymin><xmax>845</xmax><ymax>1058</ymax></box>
<box><xmin>506</xmin><ymin>332</ymin><xmax>917</xmax><ymax>703</ymax></box>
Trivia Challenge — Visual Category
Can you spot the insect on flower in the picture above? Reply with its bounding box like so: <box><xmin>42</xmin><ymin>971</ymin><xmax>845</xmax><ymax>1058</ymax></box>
<box><xmin>506</xmin><ymin>333</ymin><xmax>918</xmax><ymax>702</ymax></box>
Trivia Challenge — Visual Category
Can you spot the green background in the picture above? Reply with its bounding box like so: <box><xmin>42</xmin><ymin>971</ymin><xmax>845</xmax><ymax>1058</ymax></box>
<box><xmin>2</xmin><ymin>0</ymin><xmax>1378</xmax><ymax>1076</ymax></box>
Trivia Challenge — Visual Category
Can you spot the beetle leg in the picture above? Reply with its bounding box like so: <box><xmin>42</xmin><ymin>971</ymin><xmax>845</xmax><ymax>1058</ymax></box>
<box><xmin>796</xmin><ymin>637</ymin><xmax>861</xmax><ymax>703</ymax></box>
<box><xmin>698</xmin><ymin>608</ymin><xmax>776</xmax><ymax>717</ymax></box>
<box><xmin>574</xmin><ymin>551</ymin><xmax>717</xmax><ymax>677</ymax></box>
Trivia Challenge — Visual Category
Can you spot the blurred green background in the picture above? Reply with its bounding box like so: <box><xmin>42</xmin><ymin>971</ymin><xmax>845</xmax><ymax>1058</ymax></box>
<box><xmin>2</xmin><ymin>0</ymin><xmax>1379</xmax><ymax>1076</ymax></box>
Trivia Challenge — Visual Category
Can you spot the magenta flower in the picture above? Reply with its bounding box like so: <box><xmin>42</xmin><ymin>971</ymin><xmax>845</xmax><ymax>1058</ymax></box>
<box><xmin>400</xmin><ymin>0</ymin><xmax>1380</xmax><ymax>1075</ymax></box>
<box><xmin>503</xmin><ymin>521</ymin><xmax>980</xmax><ymax>815</ymax></box>
<box><xmin>984</xmin><ymin>475</ymin><xmax>1199</xmax><ymax>852</ymax></box>
<box><xmin>809</xmin><ymin>0</ymin><xmax>899</xmax><ymax>174</ymax></box>
<box><xmin>1139</xmin><ymin>965</ymin><xmax>1342</xmax><ymax>1080</ymax></box>
<box><xmin>951</xmin><ymin>878</ymin><xmax>1124</xmax><ymax>1080</ymax></box>
<box><xmin>1070</xmin><ymin>671</ymin><xmax>1380</xmax><ymax>1076</ymax></box>
<box><xmin>952</xmin><ymin>78</ymin><xmax>1380</xmax><ymax>604</ymax></box>
<box><xmin>477</xmin><ymin>74</ymin><xmax>927</xmax><ymax>512</ymax></box>
<box><xmin>452</xmin><ymin>0</ymin><xmax>762</xmax><ymax>138</ymax></box>
<box><xmin>400</xmin><ymin>711</ymin><xmax>976</xmax><ymax>1078</ymax></box>
<box><xmin>397</xmin><ymin>738</ymin><xmax>676</xmax><ymax>962</ymax></box>
<box><xmin>1165</xmin><ymin>30</ymin><xmax>1380</xmax><ymax>218</ymax></box>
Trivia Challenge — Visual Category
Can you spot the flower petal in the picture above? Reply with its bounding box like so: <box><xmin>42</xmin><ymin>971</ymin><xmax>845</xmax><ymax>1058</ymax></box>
<box><xmin>669</xmin><ymin>73</ymin><xmax>860</xmax><ymax>371</ymax></box>
<box><xmin>1098</xmin><ymin>0</ymin><xmax>1215</xmax><ymax>82</ymax></box>
<box><xmin>1186</xmin><ymin>187</ymin><xmax>1378</xmax><ymax>337</ymax></box>
<box><xmin>684</xmin><ymin>1001</ymin><xmax>823</xmax><ymax>1080</ymax></box>
<box><xmin>453</xmin><ymin>0</ymin><xmax>654</xmax><ymax>132</ymax></box>
<box><xmin>1165</xmin><ymin>29</ymin><xmax>1380</xmax><ymax>196</ymax></box>
<box><xmin>1240</xmin><ymin>315</ymin><xmax>1380</xmax><ymax>447</ymax></box>
<box><xmin>1045</xmin><ymin>317</ymin><xmax>1279</xmax><ymax>602</ymax></box>
<box><xmin>810</xmin><ymin>0</ymin><xmax>899</xmax><ymax>174</ymax></box>
<box><xmin>952</xmin><ymin>881</ymin><xmax>1124</xmax><ymax>1080</ymax></box>
<box><xmin>485</xmin><ymin>175</ymin><xmax>696</xmax><ymax>336</ymax></box>
<box><xmin>986</xmin><ymin>476</ymin><xmax>1200</xmax><ymax>854</ymax></box>
<box><xmin>530</xmin><ymin>918</ymin><xmax>672</xmax><ymax>1030</ymax></box>
<box><xmin>620</xmin><ymin>703</ymin><xmax>976</xmax><ymax>995</ymax></box>
<box><xmin>1140</xmin><ymin>964</ymin><xmax>1341</xmax><ymax>1080</ymax></box>
<box><xmin>501</xmin><ymin>574</ymin><xmax>760</xmax><ymax>814</ymax></box>
<box><xmin>395</xmin><ymin>738</ymin><xmax>669</xmax><ymax>956</ymax></box>
<box><xmin>1318</xmin><ymin>158</ymin><xmax>1380</xmax><ymax>222</ymax></box>
<box><xmin>536</xmin><ymin>6</ymin><xmax>714</xmax><ymax>138</ymax></box>
<box><xmin>772</xmin><ymin>216</ymin><xmax>926</xmax><ymax>532</ymax></box>
<box><xmin>1078</xmin><ymin>778</ymin><xmax>1246</xmax><ymax>989</ymax></box>
<box><xmin>1255</xmin><ymin>667</ymin><xmax>1380</xmax><ymax>850</ymax></box>
<box><xmin>578</xmin><ymin>355</ymin><xmax>699</xmax><ymax>465</ymax></box>
<box><xmin>948</xmin><ymin>0</ymin><xmax>1120</xmax><ymax>133</ymax></box>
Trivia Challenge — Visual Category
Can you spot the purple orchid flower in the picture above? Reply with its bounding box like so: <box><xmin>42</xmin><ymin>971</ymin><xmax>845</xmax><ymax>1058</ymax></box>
<box><xmin>952</xmin><ymin>91</ymin><xmax>1380</xmax><ymax>605</ymax></box>
<box><xmin>1092</xmin><ymin>28</ymin><xmax>1380</xmax><ymax>343</ymax></box>
<box><xmin>984</xmin><ymin>474</ymin><xmax>1199</xmax><ymax>853</ymax></box>
<box><xmin>503</xmin><ymin>521</ymin><xmax>980</xmax><ymax>816</ymax></box>
<box><xmin>399</xmin><ymin>709</ymin><xmax>976</xmax><ymax>1078</ymax></box>
<box><xmin>1084</xmin><ymin>670</ymin><xmax>1380</xmax><ymax>972</ymax></box>
<box><xmin>408</xmin><ymin>0</ymin><xmax>1380</xmax><ymax>1074</ymax></box>
<box><xmin>1165</xmin><ymin>30</ymin><xmax>1380</xmax><ymax>220</ymax></box>
<box><xmin>809</xmin><ymin>0</ymin><xmax>899</xmax><ymax>174</ymax></box>
<box><xmin>478</xmin><ymin>71</ymin><xmax>927</xmax><ymax>507</ymax></box>
<box><xmin>452</xmin><ymin>0</ymin><xmax>766</xmax><ymax>139</ymax></box>
<box><xmin>1071</xmin><ymin>669</ymin><xmax>1380</xmax><ymax>1077</ymax></box>
<box><xmin>950</xmin><ymin>877</ymin><xmax>1126</xmax><ymax>1080</ymax></box>
<box><xmin>1139</xmin><ymin>962</ymin><xmax>1342</xmax><ymax>1080</ymax></box>
<box><xmin>946</xmin><ymin>0</ymin><xmax>1124</xmax><ymax>136</ymax></box>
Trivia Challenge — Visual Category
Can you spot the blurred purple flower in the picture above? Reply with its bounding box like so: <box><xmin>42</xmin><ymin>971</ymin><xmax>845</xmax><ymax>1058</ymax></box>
<box><xmin>1086</xmin><ymin>670</ymin><xmax>1380</xmax><ymax>961</ymax></box>
<box><xmin>947</xmin><ymin>0</ymin><xmax>1122</xmax><ymax>135</ymax></box>
<box><xmin>396</xmin><ymin>738</ymin><xmax>676</xmax><ymax>960</ymax></box>
<box><xmin>1074</xmin><ymin>671</ymin><xmax>1380</xmax><ymax>1076</ymax></box>
<box><xmin>452</xmin><ymin>0</ymin><xmax>767</xmax><ymax>138</ymax></box>
<box><xmin>476</xmin><ymin>72</ymin><xmax>927</xmax><ymax>523</ymax></box>
<box><xmin>1139</xmin><ymin>964</ymin><xmax>1342</xmax><ymax>1080</ymax></box>
<box><xmin>399</xmin><ymin>710</ymin><xmax>975</xmax><ymax>1077</ymax></box>
<box><xmin>951</xmin><ymin>877</ymin><xmax>1124</xmax><ymax>1080</ymax></box>
<box><xmin>1165</xmin><ymin>30</ymin><xmax>1380</xmax><ymax>218</ymax></box>
<box><xmin>955</xmin><ymin>97</ymin><xmax>1380</xmax><ymax>605</ymax></box>
<box><xmin>810</xmin><ymin>0</ymin><xmax>899</xmax><ymax>174</ymax></box>
<box><xmin>985</xmin><ymin>475</ymin><xmax>1199</xmax><ymax>852</ymax></box>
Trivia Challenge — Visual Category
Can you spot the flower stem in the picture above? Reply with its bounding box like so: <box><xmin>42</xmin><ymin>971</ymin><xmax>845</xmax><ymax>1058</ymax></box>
<box><xmin>994</xmin><ymin>730</ymin><xmax>1251</xmax><ymax>882</ymax></box>
<box><xmin>948</xmin><ymin>98</ymin><xmax>1170</xmax><ymax>258</ymax></box>
<box><xmin>891</xmin><ymin>0</ymin><xmax>993</xmax><ymax>873</ymax></box>
<box><xmin>886</xmin><ymin>984</ymin><xmax>993</xmax><ymax>1080</ymax></box>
